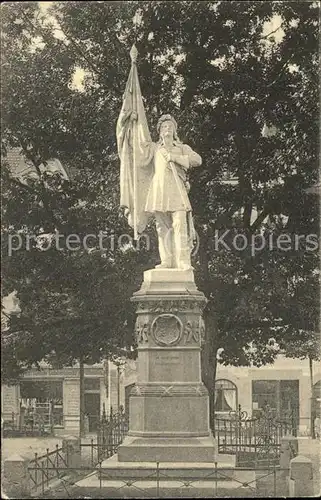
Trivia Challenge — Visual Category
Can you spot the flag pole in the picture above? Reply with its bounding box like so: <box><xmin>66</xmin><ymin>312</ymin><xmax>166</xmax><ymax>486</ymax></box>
<box><xmin>130</xmin><ymin>44</ymin><xmax>138</xmax><ymax>240</ymax></box>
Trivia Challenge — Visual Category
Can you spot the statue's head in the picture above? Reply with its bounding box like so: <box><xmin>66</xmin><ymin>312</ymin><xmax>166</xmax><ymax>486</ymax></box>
<box><xmin>157</xmin><ymin>114</ymin><xmax>179</xmax><ymax>142</ymax></box>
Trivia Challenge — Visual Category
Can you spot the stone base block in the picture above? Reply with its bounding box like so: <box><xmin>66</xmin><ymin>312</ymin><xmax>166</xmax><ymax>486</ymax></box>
<box><xmin>118</xmin><ymin>435</ymin><xmax>217</xmax><ymax>463</ymax></box>
<box><xmin>134</xmin><ymin>269</ymin><xmax>202</xmax><ymax>296</ymax></box>
<box><xmin>129</xmin><ymin>392</ymin><xmax>210</xmax><ymax>436</ymax></box>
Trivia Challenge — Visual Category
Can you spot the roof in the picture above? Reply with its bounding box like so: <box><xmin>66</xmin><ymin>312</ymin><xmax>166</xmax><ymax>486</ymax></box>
<box><xmin>3</xmin><ymin>147</ymin><xmax>69</xmax><ymax>182</ymax></box>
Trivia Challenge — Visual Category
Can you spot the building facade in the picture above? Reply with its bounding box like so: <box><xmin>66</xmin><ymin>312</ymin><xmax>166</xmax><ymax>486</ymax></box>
<box><xmin>1</xmin><ymin>361</ymin><xmax>121</xmax><ymax>435</ymax></box>
<box><xmin>214</xmin><ymin>356</ymin><xmax>321</xmax><ymax>434</ymax></box>
<box><xmin>2</xmin><ymin>356</ymin><xmax>320</xmax><ymax>436</ymax></box>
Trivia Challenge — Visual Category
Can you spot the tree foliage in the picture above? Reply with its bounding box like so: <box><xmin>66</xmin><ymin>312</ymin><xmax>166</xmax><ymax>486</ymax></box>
<box><xmin>1</xmin><ymin>1</ymin><xmax>319</xmax><ymax>387</ymax></box>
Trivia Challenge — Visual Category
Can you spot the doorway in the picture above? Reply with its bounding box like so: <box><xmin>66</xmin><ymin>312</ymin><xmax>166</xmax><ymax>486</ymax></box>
<box><xmin>84</xmin><ymin>393</ymin><xmax>100</xmax><ymax>432</ymax></box>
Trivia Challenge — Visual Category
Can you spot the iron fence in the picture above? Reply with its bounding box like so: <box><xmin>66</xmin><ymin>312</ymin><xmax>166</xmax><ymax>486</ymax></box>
<box><xmin>2</xmin><ymin>411</ymin><xmax>51</xmax><ymax>437</ymax></box>
<box><xmin>96</xmin><ymin>406</ymin><xmax>129</xmax><ymax>461</ymax></box>
<box><xmin>23</xmin><ymin>452</ymin><xmax>319</xmax><ymax>499</ymax></box>
<box><xmin>79</xmin><ymin>406</ymin><xmax>129</xmax><ymax>466</ymax></box>
<box><xmin>81</xmin><ymin>404</ymin><xmax>296</xmax><ymax>469</ymax></box>
<box><xmin>33</xmin><ymin>462</ymin><xmax>293</xmax><ymax>498</ymax></box>
<box><xmin>27</xmin><ymin>445</ymin><xmax>68</xmax><ymax>495</ymax></box>
<box><xmin>80</xmin><ymin>439</ymin><xmax>102</xmax><ymax>467</ymax></box>
<box><xmin>214</xmin><ymin>405</ymin><xmax>297</xmax><ymax>467</ymax></box>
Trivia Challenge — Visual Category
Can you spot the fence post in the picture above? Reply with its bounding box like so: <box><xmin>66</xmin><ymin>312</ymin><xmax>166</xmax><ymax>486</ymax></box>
<box><xmin>4</xmin><ymin>454</ymin><xmax>31</xmax><ymax>497</ymax></box>
<box><xmin>288</xmin><ymin>455</ymin><xmax>314</xmax><ymax>497</ymax></box>
<box><xmin>280</xmin><ymin>436</ymin><xmax>298</xmax><ymax>471</ymax></box>
<box><xmin>62</xmin><ymin>436</ymin><xmax>81</xmax><ymax>470</ymax></box>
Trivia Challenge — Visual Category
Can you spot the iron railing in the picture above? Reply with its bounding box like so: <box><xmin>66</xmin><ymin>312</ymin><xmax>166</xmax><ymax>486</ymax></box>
<box><xmin>2</xmin><ymin>411</ymin><xmax>51</xmax><ymax>437</ymax></box>
<box><xmin>97</xmin><ymin>405</ymin><xmax>129</xmax><ymax>461</ymax></box>
<box><xmin>28</xmin><ymin>445</ymin><xmax>68</xmax><ymax>495</ymax></box>
<box><xmin>28</xmin><ymin>462</ymin><xmax>300</xmax><ymax>498</ymax></box>
<box><xmin>214</xmin><ymin>405</ymin><xmax>297</xmax><ymax>466</ymax></box>
<box><xmin>80</xmin><ymin>406</ymin><xmax>128</xmax><ymax>465</ymax></box>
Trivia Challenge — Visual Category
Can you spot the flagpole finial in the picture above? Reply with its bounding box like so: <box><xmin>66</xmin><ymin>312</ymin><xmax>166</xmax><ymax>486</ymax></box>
<box><xmin>130</xmin><ymin>44</ymin><xmax>138</xmax><ymax>63</ymax></box>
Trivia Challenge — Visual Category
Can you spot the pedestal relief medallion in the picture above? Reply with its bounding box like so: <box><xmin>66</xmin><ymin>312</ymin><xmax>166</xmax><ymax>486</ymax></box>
<box><xmin>151</xmin><ymin>313</ymin><xmax>183</xmax><ymax>346</ymax></box>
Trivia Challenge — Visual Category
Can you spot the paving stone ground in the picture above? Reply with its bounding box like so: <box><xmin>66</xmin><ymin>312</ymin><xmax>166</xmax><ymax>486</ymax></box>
<box><xmin>1</xmin><ymin>434</ymin><xmax>97</xmax><ymax>499</ymax></box>
<box><xmin>297</xmin><ymin>437</ymin><xmax>321</xmax><ymax>496</ymax></box>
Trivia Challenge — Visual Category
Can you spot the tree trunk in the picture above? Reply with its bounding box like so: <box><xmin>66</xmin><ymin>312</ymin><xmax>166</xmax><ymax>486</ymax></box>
<box><xmin>201</xmin><ymin>314</ymin><xmax>218</xmax><ymax>433</ymax></box>
<box><xmin>79</xmin><ymin>356</ymin><xmax>85</xmax><ymax>438</ymax></box>
<box><xmin>197</xmin><ymin>226</ymin><xmax>218</xmax><ymax>433</ymax></box>
<box><xmin>309</xmin><ymin>355</ymin><xmax>315</xmax><ymax>439</ymax></box>
<box><xmin>117</xmin><ymin>363</ymin><xmax>121</xmax><ymax>409</ymax></box>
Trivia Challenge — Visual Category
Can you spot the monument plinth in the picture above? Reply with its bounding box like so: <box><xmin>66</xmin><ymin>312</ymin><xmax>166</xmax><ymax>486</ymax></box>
<box><xmin>116</xmin><ymin>269</ymin><xmax>217</xmax><ymax>463</ymax></box>
<box><xmin>74</xmin><ymin>271</ymin><xmax>229</xmax><ymax>497</ymax></box>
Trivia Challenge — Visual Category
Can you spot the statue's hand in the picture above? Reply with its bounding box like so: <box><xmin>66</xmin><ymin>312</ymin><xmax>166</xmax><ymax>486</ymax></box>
<box><xmin>130</xmin><ymin>111</ymin><xmax>138</xmax><ymax>121</ymax></box>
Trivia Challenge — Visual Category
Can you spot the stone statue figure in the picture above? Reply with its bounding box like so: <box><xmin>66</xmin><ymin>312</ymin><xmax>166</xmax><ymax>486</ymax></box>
<box><xmin>142</xmin><ymin>114</ymin><xmax>202</xmax><ymax>270</ymax></box>
<box><xmin>117</xmin><ymin>45</ymin><xmax>202</xmax><ymax>270</ymax></box>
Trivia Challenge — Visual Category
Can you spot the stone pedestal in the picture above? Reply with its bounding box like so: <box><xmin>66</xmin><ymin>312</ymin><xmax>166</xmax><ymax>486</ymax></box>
<box><xmin>118</xmin><ymin>269</ymin><xmax>217</xmax><ymax>463</ymax></box>
<box><xmin>76</xmin><ymin>269</ymin><xmax>221</xmax><ymax>497</ymax></box>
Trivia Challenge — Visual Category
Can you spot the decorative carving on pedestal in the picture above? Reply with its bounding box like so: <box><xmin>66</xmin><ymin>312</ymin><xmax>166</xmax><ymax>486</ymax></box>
<box><xmin>135</xmin><ymin>310</ymin><xmax>206</xmax><ymax>347</ymax></box>
<box><xmin>129</xmin><ymin>384</ymin><xmax>208</xmax><ymax>397</ymax></box>
<box><xmin>136</xmin><ymin>299</ymin><xmax>206</xmax><ymax>314</ymax></box>
<box><xmin>132</xmin><ymin>385</ymin><xmax>142</xmax><ymax>395</ymax></box>
<box><xmin>182</xmin><ymin>317</ymin><xmax>205</xmax><ymax>345</ymax></box>
<box><xmin>184</xmin><ymin>320</ymin><xmax>199</xmax><ymax>344</ymax></box>
<box><xmin>199</xmin><ymin>317</ymin><xmax>206</xmax><ymax>346</ymax></box>
<box><xmin>151</xmin><ymin>314</ymin><xmax>183</xmax><ymax>346</ymax></box>
<box><xmin>135</xmin><ymin>319</ymin><xmax>150</xmax><ymax>344</ymax></box>
<box><xmin>161</xmin><ymin>386</ymin><xmax>174</xmax><ymax>397</ymax></box>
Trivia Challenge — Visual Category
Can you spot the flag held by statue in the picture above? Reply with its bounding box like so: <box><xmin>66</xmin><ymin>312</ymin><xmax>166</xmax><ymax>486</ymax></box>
<box><xmin>116</xmin><ymin>45</ymin><xmax>153</xmax><ymax>240</ymax></box>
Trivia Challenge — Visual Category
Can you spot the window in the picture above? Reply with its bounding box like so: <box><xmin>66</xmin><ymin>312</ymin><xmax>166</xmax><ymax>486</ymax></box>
<box><xmin>252</xmin><ymin>380</ymin><xmax>278</xmax><ymax>414</ymax></box>
<box><xmin>214</xmin><ymin>379</ymin><xmax>237</xmax><ymax>412</ymax></box>
<box><xmin>252</xmin><ymin>380</ymin><xmax>299</xmax><ymax>419</ymax></box>
<box><xmin>20</xmin><ymin>380</ymin><xmax>63</xmax><ymax>427</ymax></box>
<box><xmin>84</xmin><ymin>377</ymin><xmax>100</xmax><ymax>392</ymax></box>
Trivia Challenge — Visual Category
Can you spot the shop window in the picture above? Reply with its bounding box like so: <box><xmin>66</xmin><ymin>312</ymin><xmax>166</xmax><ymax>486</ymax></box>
<box><xmin>20</xmin><ymin>380</ymin><xmax>63</xmax><ymax>427</ymax></box>
<box><xmin>252</xmin><ymin>379</ymin><xmax>299</xmax><ymax>420</ymax></box>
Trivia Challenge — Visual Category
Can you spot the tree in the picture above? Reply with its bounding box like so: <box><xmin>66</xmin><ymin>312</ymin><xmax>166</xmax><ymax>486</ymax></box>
<box><xmin>1</xmin><ymin>2</ymin><xmax>319</xmax><ymax>428</ymax></box>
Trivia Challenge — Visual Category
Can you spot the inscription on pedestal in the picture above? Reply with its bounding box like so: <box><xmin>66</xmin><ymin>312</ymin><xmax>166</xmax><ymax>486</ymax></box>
<box><xmin>154</xmin><ymin>352</ymin><xmax>180</xmax><ymax>366</ymax></box>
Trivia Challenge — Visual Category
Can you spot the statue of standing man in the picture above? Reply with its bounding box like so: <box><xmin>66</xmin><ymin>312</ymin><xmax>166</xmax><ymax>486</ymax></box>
<box><xmin>117</xmin><ymin>45</ymin><xmax>202</xmax><ymax>271</ymax></box>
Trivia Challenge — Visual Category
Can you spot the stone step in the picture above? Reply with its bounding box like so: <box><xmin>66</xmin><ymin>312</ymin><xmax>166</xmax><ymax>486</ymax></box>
<box><xmin>75</xmin><ymin>472</ymin><xmax>257</xmax><ymax>498</ymax></box>
<box><xmin>98</xmin><ymin>454</ymin><xmax>237</xmax><ymax>481</ymax></box>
